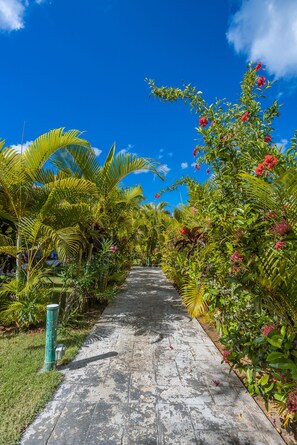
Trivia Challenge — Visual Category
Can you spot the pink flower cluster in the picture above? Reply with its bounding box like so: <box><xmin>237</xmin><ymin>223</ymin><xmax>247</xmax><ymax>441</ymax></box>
<box><xmin>109</xmin><ymin>245</ymin><xmax>118</xmax><ymax>253</ymax></box>
<box><xmin>274</xmin><ymin>241</ymin><xmax>286</xmax><ymax>251</ymax></box>
<box><xmin>261</xmin><ymin>324</ymin><xmax>275</xmax><ymax>336</ymax></box>
<box><xmin>287</xmin><ymin>390</ymin><xmax>297</xmax><ymax>414</ymax></box>
<box><xmin>223</xmin><ymin>350</ymin><xmax>231</xmax><ymax>363</ymax></box>
<box><xmin>271</xmin><ymin>220</ymin><xmax>291</xmax><ymax>236</ymax></box>
<box><xmin>230</xmin><ymin>250</ymin><xmax>243</xmax><ymax>263</ymax></box>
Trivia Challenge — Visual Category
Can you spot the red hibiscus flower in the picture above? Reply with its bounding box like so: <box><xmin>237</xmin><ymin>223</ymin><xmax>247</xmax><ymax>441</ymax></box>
<box><xmin>264</xmin><ymin>135</ymin><xmax>272</xmax><ymax>143</ymax></box>
<box><xmin>241</xmin><ymin>112</ymin><xmax>249</xmax><ymax>122</ymax></box>
<box><xmin>263</xmin><ymin>155</ymin><xmax>278</xmax><ymax>169</ymax></box>
<box><xmin>195</xmin><ymin>165</ymin><xmax>201</xmax><ymax>170</ymax></box>
<box><xmin>179</xmin><ymin>228</ymin><xmax>187</xmax><ymax>235</ymax></box>
<box><xmin>257</xmin><ymin>76</ymin><xmax>266</xmax><ymax>87</ymax></box>
<box><xmin>155</xmin><ymin>193</ymin><xmax>160</xmax><ymax>199</ymax></box>
<box><xmin>255</xmin><ymin>163</ymin><xmax>265</xmax><ymax>175</ymax></box>
<box><xmin>199</xmin><ymin>117</ymin><xmax>208</xmax><ymax>128</ymax></box>
<box><xmin>255</xmin><ymin>62</ymin><xmax>263</xmax><ymax>71</ymax></box>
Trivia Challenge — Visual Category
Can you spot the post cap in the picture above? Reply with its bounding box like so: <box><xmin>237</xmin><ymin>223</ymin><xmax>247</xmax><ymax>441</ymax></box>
<box><xmin>46</xmin><ymin>304</ymin><xmax>59</xmax><ymax>310</ymax></box>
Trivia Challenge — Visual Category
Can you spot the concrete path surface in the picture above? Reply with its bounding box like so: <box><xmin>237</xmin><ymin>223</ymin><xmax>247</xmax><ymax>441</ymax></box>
<box><xmin>21</xmin><ymin>267</ymin><xmax>286</xmax><ymax>445</ymax></box>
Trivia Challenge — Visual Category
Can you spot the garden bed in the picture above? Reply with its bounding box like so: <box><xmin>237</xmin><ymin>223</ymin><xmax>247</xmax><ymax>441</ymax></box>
<box><xmin>197</xmin><ymin>315</ymin><xmax>297</xmax><ymax>445</ymax></box>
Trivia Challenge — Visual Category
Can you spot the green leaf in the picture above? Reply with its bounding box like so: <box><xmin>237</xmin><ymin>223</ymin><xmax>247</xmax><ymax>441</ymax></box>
<box><xmin>266</xmin><ymin>335</ymin><xmax>283</xmax><ymax>349</ymax></box>
<box><xmin>260</xmin><ymin>374</ymin><xmax>269</xmax><ymax>386</ymax></box>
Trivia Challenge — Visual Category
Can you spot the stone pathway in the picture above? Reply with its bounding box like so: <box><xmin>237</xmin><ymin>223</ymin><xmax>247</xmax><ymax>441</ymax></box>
<box><xmin>21</xmin><ymin>267</ymin><xmax>286</xmax><ymax>445</ymax></box>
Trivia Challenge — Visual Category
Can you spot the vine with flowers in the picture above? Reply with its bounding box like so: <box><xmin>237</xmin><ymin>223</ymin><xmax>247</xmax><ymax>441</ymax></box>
<box><xmin>148</xmin><ymin>63</ymin><xmax>297</xmax><ymax>430</ymax></box>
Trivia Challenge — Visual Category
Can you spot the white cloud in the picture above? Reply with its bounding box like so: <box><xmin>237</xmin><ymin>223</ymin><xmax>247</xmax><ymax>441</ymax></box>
<box><xmin>227</xmin><ymin>0</ymin><xmax>297</xmax><ymax>78</ymax></box>
<box><xmin>181</xmin><ymin>162</ymin><xmax>188</xmax><ymax>169</ymax></box>
<box><xmin>10</xmin><ymin>140</ymin><xmax>32</xmax><ymax>153</ymax></box>
<box><xmin>134</xmin><ymin>169</ymin><xmax>149</xmax><ymax>175</ymax></box>
<box><xmin>92</xmin><ymin>147</ymin><xmax>102</xmax><ymax>157</ymax></box>
<box><xmin>158</xmin><ymin>164</ymin><xmax>171</xmax><ymax>175</ymax></box>
<box><xmin>118</xmin><ymin>148</ymin><xmax>127</xmax><ymax>155</ymax></box>
<box><xmin>168</xmin><ymin>152</ymin><xmax>173</xmax><ymax>157</ymax></box>
<box><xmin>0</xmin><ymin>0</ymin><xmax>46</xmax><ymax>32</ymax></box>
<box><xmin>276</xmin><ymin>138</ymin><xmax>288</xmax><ymax>152</ymax></box>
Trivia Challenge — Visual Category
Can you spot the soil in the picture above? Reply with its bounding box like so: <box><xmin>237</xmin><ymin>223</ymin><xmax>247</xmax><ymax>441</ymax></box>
<box><xmin>197</xmin><ymin>316</ymin><xmax>297</xmax><ymax>445</ymax></box>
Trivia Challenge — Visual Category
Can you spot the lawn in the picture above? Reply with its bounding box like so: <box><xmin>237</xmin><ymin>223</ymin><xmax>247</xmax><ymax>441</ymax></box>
<box><xmin>0</xmin><ymin>324</ymin><xmax>94</xmax><ymax>445</ymax></box>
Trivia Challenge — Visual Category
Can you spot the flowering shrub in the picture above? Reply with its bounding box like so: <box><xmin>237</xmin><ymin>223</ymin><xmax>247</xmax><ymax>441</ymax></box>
<box><xmin>148</xmin><ymin>62</ymin><xmax>297</xmax><ymax>427</ymax></box>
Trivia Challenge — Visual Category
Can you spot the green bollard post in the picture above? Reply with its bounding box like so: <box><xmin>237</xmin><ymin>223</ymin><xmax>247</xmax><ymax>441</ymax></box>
<box><xmin>43</xmin><ymin>304</ymin><xmax>59</xmax><ymax>371</ymax></box>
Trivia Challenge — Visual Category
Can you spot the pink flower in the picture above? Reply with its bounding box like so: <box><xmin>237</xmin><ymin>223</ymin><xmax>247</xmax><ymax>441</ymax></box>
<box><xmin>264</xmin><ymin>135</ymin><xmax>272</xmax><ymax>143</ymax></box>
<box><xmin>230</xmin><ymin>250</ymin><xmax>243</xmax><ymax>263</ymax></box>
<box><xmin>241</xmin><ymin>112</ymin><xmax>249</xmax><ymax>122</ymax></box>
<box><xmin>274</xmin><ymin>241</ymin><xmax>286</xmax><ymax>250</ymax></box>
<box><xmin>223</xmin><ymin>350</ymin><xmax>231</xmax><ymax>363</ymax></box>
<box><xmin>271</xmin><ymin>220</ymin><xmax>291</xmax><ymax>236</ymax></box>
<box><xmin>199</xmin><ymin>117</ymin><xmax>208</xmax><ymax>128</ymax></box>
<box><xmin>257</xmin><ymin>76</ymin><xmax>266</xmax><ymax>87</ymax></box>
<box><xmin>287</xmin><ymin>390</ymin><xmax>297</xmax><ymax>414</ymax></box>
<box><xmin>255</xmin><ymin>62</ymin><xmax>263</xmax><ymax>71</ymax></box>
<box><xmin>154</xmin><ymin>247</ymin><xmax>159</xmax><ymax>253</ymax></box>
<box><xmin>261</xmin><ymin>324</ymin><xmax>276</xmax><ymax>336</ymax></box>
<box><xmin>155</xmin><ymin>193</ymin><xmax>160</xmax><ymax>199</ymax></box>
<box><xmin>109</xmin><ymin>245</ymin><xmax>118</xmax><ymax>253</ymax></box>
<box><xmin>195</xmin><ymin>165</ymin><xmax>201</xmax><ymax>170</ymax></box>
<box><xmin>266</xmin><ymin>211</ymin><xmax>276</xmax><ymax>218</ymax></box>
<box><xmin>231</xmin><ymin>265</ymin><xmax>241</xmax><ymax>274</ymax></box>
<box><xmin>211</xmin><ymin>121</ymin><xmax>216</xmax><ymax>126</ymax></box>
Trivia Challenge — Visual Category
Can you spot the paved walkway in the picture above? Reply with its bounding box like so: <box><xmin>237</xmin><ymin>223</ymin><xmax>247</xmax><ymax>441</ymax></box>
<box><xmin>21</xmin><ymin>267</ymin><xmax>286</xmax><ymax>445</ymax></box>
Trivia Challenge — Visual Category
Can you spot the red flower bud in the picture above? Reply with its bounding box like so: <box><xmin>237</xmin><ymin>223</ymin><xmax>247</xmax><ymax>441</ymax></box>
<box><xmin>255</xmin><ymin>62</ymin><xmax>263</xmax><ymax>71</ymax></box>
<box><xmin>264</xmin><ymin>135</ymin><xmax>272</xmax><ymax>143</ymax></box>
<box><xmin>155</xmin><ymin>193</ymin><xmax>160</xmax><ymax>199</ymax></box>
<box><xmin>241</xmin><ymin>112</ymin><xmax>249</xmax><ymax>122</ymax></box>
<box><xmin>195</xmin><ymin>165</ymin><xmax>201</xmax><ymax>170</ymax></box>
<box><xmin>179</xmin><ymin>228</ymin><xmax>187</xmax><ymax>235</ymax></box>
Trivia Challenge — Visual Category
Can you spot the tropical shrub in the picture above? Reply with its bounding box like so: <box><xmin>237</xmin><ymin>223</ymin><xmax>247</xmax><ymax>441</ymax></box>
<box><xmin>149</xmin><ymin>63</ymin><xmax>297</xmax><ymax>425</ymax></box>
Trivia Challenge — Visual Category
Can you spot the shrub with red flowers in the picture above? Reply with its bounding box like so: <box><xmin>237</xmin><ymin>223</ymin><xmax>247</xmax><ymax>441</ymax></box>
<box><xmin>148</xmin><ymin>62</ymin><xmax>297</xmax><ymax>430</ymax></box>
<box><xmin>222</xmin><ymin>350</ymin><xmax>231</xmax><ymax>363</ymax></box>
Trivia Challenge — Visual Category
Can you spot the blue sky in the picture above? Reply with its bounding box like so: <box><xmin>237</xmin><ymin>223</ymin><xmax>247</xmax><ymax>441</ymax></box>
<box><xmin>0</xmin><ymin>0</ymin><xmax>297</xmax><ymax>210</ymax></box>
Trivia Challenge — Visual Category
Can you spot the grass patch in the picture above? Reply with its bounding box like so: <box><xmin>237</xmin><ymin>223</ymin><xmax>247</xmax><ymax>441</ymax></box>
<box><xmin>0</xmin><ymin>313</ymin><xmax>101</xmax><ymax>445</ymax></box>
